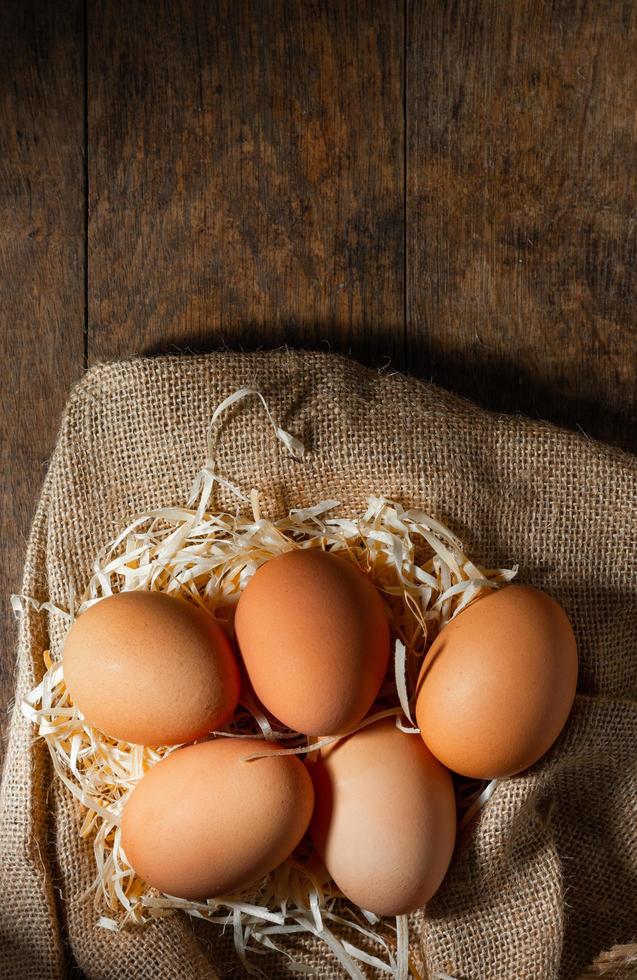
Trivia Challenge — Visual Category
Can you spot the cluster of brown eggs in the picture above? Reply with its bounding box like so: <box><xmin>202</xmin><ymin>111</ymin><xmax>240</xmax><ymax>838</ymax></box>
<box><xmin>63</xmin><ymin>548</ymin><xmax>577</xmax><ymax>916</ymax></box>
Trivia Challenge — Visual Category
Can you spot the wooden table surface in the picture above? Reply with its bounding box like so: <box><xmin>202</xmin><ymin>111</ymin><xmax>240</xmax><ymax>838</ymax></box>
<box><xmin>2</xmin><ymin>0</ymin><xmax>636</xmax><ymax>764</ymax></box>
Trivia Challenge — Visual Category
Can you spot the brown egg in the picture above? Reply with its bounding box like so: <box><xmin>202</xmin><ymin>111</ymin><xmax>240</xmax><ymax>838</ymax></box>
<box><xmin>63</xmin><ymin>591</ymin><xmax>240</xmax><ymax>745</ymax></box>
<box><xmin>121</xmin><ymin>738</ymin><xmax>314</xmax><ymax>899</ymax></box>
<box><xmin>310</xmin><ymin>717</ymin><xmax>456</xmax><ymax>916</ymax></box>
<box><xmin>234</xmin><ymin>549</ymin><xmax>390</xmax><ymax>735</ymax></box>
<box><xmin>415</xmin><ymin>585</ymin><xmax>578</xmax><ymax>778</ymax></box>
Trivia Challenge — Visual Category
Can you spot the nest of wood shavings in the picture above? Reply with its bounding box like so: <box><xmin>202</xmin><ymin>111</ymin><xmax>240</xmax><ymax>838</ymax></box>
<box><xmin>19</xmin><ymin>388</ymin><xmax>517</xmax><ymax>979</ymax></box>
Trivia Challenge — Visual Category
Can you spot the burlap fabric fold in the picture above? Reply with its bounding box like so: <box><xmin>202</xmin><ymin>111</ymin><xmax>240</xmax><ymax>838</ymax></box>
<box><xmin>1</xmin><ymin>350</ymin><xmax>636</xmax><ymax>980</ymax></box>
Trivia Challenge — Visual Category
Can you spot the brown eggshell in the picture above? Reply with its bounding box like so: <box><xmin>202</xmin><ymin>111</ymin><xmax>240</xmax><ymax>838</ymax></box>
<box><xmin>63</xmin><ymin>591</ymin><xmax>240</xmax><ymax>745</ymax></box>
<box><xmin>310</xmin><ymin>717</ymin><xmax>456</xmax><ymax>916</ymax></box>
<box><xmin>121</xmin><ymin>738</ymin><xmax>314</xmax><ymax>899</ymax></box>
<box><xmin>234</xmin><ymin>549</ymin><xmax>390</xmax><ymax>735</ymax></box>
<box><xmin>415</xmin><ymin>585</ymin><xmax>578</xmax><ymax>778</ymax></box>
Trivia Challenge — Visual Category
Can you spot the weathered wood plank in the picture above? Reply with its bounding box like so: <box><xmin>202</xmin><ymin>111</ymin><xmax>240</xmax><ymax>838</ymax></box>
<box><xmin>0</xmin><ymin>0</ymin><xmax>84</xmax><ymax>764</ymax></box>
<box><xmin>407</xmin><ymin>0</ymin><xmax>637</xmax><ymax>450</ymax></box>
<box><xmin>88</xmin><ymin>0</ymin><xmax>405</xmax><ymax>368</ymax></box>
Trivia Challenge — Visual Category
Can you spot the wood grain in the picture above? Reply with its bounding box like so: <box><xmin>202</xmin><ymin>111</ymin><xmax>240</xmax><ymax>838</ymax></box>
<box><xmin>407</xmin><ymin>0</ymin><xmax>637</xmax><ymax>451</ymax></box>
<box><xmin>0</xmin><ymin>0</ymin><xmax>84</xmax><ymax>762</ymax></box>
<box><xmin>87</xmin><ymin>0</ymin><xmax>405</xmax><ymax>368</ymax></box>
<box><xmin>3</xmin><ymin>1</ymin><xmax>637</xmax><ymax>773</ymax></box>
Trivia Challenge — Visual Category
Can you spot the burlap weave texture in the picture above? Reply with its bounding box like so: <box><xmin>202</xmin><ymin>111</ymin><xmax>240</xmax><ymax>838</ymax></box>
<box><xmin>1</xmin><ymin>350</ymin><xmax>635</xmax><ymax>979</ymax></box>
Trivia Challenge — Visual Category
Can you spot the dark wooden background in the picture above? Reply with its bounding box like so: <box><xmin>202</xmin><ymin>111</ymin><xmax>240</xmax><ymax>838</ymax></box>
<box><xmin>2</xmin><ymin>0</ymin><xmax>636</xmax><ymax>766</ymax></box>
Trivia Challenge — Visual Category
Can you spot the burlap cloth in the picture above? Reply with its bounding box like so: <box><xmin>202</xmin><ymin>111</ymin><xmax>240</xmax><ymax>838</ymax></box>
<box><xmin>1</xmin><ymin>350</ymin><xmax>636</xmax><ymax>980</ymax></box>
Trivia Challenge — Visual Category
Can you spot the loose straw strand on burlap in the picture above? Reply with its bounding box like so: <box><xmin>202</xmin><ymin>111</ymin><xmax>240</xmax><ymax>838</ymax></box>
<box><xmin>575</xmin><ymin>943</ymin><xmax>637</xmax><ymax>978</ymax></box>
